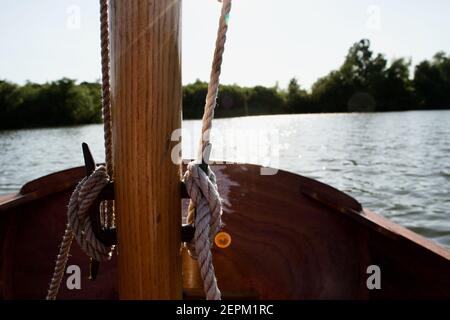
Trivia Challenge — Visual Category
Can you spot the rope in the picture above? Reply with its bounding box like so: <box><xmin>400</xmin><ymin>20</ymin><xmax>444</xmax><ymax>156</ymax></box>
<box><xmin>46</xmin><ymin>0</ymin><xmax>114</xmax><ymax>300</ymax></box>
<box><xmin>100</xmin><ymin>0</ymin><xmax>114</xmax><ymax>229</ymax></box>
<box><xmin>198</xmin><ymin>0</ymin><xmax>232</xmax><ymax>159</ymax></box>
<box><xmin>185</xmin><ymin>0</ymin><xmax>232</xmax><ymax>301</ymax></box>
<box><xmin>100</xmin><ymin>0</ymin><xmax>113</xmax><ymax>178</ymax></box>
<box><xmin>46</xmin><ymin>167</ymin><xmax>113</xmax><ymax>300</ymax></box>
<box><xmin>184</xmin><ymin>164</ymin><xmax>223</xmax><ymax>300</ymax></box>
<box><xmin>67</xmin><ymin>167</ymin><xmax>112</xmax><ymax>261</ymax></box>
<box><xmin>46</xmin><ymin>226</ymin><xmax>73</xmax><ymax>300</ymax></box>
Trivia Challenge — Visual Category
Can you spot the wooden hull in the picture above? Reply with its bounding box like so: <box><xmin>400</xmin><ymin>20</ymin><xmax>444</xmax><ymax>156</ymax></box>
<box><xmin>1</xmin><ymin>164</ymin><xmax>449</xmax><ymax>299</ymax></box>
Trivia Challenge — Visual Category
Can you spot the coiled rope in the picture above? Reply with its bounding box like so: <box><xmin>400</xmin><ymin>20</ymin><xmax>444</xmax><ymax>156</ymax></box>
<box><xmin>46</xmin><ymin>0</ymin><xmax>114</xmax><ymax>300</ymax></box>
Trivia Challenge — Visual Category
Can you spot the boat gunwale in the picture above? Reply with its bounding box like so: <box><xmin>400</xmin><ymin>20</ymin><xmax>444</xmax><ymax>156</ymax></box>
<box><xmin>0</xmin><ymin>164</ymin><xmax>449</xmax><ymax>262</ymax></box>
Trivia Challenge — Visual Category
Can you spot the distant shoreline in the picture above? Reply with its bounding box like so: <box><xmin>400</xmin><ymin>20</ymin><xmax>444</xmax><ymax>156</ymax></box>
<box><xmin>198</xmin><ymin>108</ymin><xmax>450</xmax><ymax>120</ymax></box>
<box><xmin>1</xmin><ymin>109</ymin><xmax>449</xmax><ymax>132</ymax></box>
<box><xmin>2</xmin><ymin>40</ymin><xmax>449</xmax><ymax>130</ymax></box>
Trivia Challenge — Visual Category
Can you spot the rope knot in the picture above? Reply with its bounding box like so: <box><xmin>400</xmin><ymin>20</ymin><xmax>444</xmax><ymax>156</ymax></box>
<box><xmin>67</xmin><ymin>166</ymin><xmax>113</xmax><ymax>262</ymax></box>
<box><xmin>184</xmin><ymin>162</ymin><xmax>223</xmax><ymax>238</ymax></box>
<box><xmin>183</xmin><ymin>161</ymin><xmax>223</xmax><ymax>300</ymax></box>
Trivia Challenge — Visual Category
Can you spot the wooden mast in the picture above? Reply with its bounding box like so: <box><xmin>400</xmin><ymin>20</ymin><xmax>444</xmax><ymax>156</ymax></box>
<box><xmin>110</xmin><ymin>0</ymin><xmax>182</xmax><ymax>299</ymax></box>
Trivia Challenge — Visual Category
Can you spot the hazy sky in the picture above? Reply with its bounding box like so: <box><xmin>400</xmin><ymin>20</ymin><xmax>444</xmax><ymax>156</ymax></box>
<box><xmin>1</xmin><ymin>0</ymin><xmax>450</xmax><ymax>90</ymax></box>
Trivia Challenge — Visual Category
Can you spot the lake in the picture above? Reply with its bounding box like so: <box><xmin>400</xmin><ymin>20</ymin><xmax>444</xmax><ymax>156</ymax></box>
<box><xmin>1</xmin><ymin>110</ymin><xmax>449</xmax><ymax>249</ymax></box>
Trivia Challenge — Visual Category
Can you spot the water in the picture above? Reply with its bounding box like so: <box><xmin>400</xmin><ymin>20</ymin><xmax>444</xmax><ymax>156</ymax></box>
<box><xmin>1</xmin><ymin>110</ymin><xmax>449</xmax><ymax>249</ymax></box>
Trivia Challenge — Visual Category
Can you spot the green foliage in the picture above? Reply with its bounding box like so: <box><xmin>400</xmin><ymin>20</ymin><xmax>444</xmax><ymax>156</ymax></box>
<box><xmin>216</xmin><ymin>84</ymin><xmax>248</xmax><ymax>118</ymax></box>
<box><xmin>182</xmin><ymin>80</ymin><xmax>208</xmax><ymax>119</ymax></box>
<box><xmin>0</xmin><ymin>79</ymin><xmax>102</xmax><ymax>129</ymax></box>
<box><xmin>311</xmin><ymin>39</ymin><xmax>416</xmax><ymax>112</ymax></box>
<box><xmin>286</xmin><ymin>78</ymin><xmax>311</xmax><ymax>113</ymax></box>
<box><xmin>1</xmin><ymin>40</ymin><xmax>449</xmax><ymax>129</ymax></box>
<box><xmin>247</xmin><ymin>85</ymin><xmax>285</xmax><ymax>115</ymax></box>
<box><xmin>0</xmin><ymin>80</ymin><xmax>20</xmax><ymax>128</ymax></box>
<box><xmin>182</xmin><ymin>81</ymin><xmax>249</xmax><ymax>118</ymax></box>
<box><xmin>413</xmin><ymin>52</ymin><xmax>450</xmax><ymax>108</ymax></box>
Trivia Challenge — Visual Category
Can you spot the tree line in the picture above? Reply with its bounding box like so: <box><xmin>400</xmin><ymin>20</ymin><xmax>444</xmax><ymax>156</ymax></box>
<box><xmin>1</xmin><ymin>39</ymin><xmax>449</xmax><ymax>129</ymax></box>
<box><xmin>0</xmin><ymin>79</ymin><xmax>102</xmax><ymax>129</ymax></box>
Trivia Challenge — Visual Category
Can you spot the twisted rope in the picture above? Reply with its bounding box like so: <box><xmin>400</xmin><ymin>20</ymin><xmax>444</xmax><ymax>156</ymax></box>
<box><xmin>46</xmin><ymin>167</ymin><xmax>113</xmax><ymax>300</ymax></box>
<box><xmin>184</xmin><ymin>164</ymin><xmax>223</xmax><ymax>300</ymax></box>
<box><xmin>46</xmin><ymin>226</ymin><xmax>73</xmax><ymax>300</ymax></box>
<box><xmin>67</xmin><ymin>167</ymin><xmax>112</xmax><ymax>261</ymax></box>
<box><xmin>185</xmin><ymin>0</ymin><xmax>232</xmax><ymax>301</ymax></box>
<box><xmin>100</xmin><ymin>0</ymin><xmax>114</xmax><ymax>229</ymax></box>
<box><xmin>198</xmin><ymin>0</ymin><xmax>232</xmax><ymax>158</ymax></box>
<box><xmin>47</xmin><ymin>0</ymin><xmax>114</xmax><ymax>300</ymax></box>
<box><xmin>100</xmin><ymin>0</ymin><xmax>113</xmax><ymax>178</ymax></box>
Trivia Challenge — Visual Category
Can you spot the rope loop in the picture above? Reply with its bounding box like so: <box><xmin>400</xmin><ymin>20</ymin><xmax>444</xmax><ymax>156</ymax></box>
<box><xmin>183</xmin><ymin>162</ymin><xmax>223</xmax><ymax>300</ymax></box>
<box><xmin>46</xmin><ymin>166</ymin><xmax>112</xmax><ymax>300</ymax></box>
<box><xmin>68</xmin><ymin>166</ymin><xmax>113</xmax><ymax>262</ymax></box>
<box><xmin>184</xmin><ymin>162</ymin><xmax>223</xmax><ymax>241</ymax></box>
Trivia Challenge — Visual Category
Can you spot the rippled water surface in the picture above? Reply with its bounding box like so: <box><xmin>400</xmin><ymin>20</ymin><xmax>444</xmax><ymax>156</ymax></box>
<box><xmin>1</xmin><ymin>110</ymin><xmax>449</xmax><ymax>248</ymax></box>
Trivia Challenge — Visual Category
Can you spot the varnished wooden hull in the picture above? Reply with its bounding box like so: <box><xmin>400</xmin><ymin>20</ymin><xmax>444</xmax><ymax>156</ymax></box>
<box><xmin>0</xmin><ymin>164</ymin><xmax>449</xmax><ymax>299</ymax></box>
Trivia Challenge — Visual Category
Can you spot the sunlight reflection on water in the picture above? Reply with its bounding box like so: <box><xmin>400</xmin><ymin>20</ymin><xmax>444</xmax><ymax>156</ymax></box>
<box><xmin>1</xmin><ymin>110</ymin><xmax>449</xmax><ymax>249</ymax></box>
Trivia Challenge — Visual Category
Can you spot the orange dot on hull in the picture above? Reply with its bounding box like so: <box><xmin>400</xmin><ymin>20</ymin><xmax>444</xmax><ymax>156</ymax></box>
<box><xmin>215</xmin><ymin>231</ymin><xmax>232</xmax><ymax>248</ymax></box>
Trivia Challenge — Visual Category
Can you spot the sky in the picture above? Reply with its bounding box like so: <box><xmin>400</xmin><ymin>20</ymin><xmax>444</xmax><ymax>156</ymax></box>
<box><xmin>1</xmin><ymin>0</ymin><xmax>450</xmax><ymax>90</ymax></box>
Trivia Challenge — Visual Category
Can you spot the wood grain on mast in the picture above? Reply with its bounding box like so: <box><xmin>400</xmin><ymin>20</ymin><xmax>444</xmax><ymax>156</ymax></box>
<box><xmin>110</xmin><ymin>0</ymin><xmax>182</xmax><ymax>299</ymax></box>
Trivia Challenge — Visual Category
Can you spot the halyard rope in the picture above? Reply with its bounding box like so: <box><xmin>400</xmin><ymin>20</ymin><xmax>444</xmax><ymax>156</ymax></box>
<box><xmin>184</xmin><ymin>0</ymin><xmax>232</xmax><ymax>301</ymax></box>
<box><xmin>100</xmin><ymin>0</ymin><xmax>113</xmax><ymax>178</ymax></box>
<box><xmin>198</xmin><ymin>0</ymin><xmax>232</xmax><ymax>159</ymax></box>
<box><xmin>46</xmin><ymin>0</ymin><xmax>114</xmax><ymax>300</ymax></box>
<box><xmin>100</xmin><ymin>0</ymin><xmax>115</xmax><ymax>229</ymax></box>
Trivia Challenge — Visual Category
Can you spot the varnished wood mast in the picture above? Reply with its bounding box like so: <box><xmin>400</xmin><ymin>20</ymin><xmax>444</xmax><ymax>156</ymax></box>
<box><xmin>110</xmin><ymin>0</ymin><xmax>182</xmax><ymax>299</ymax></box>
